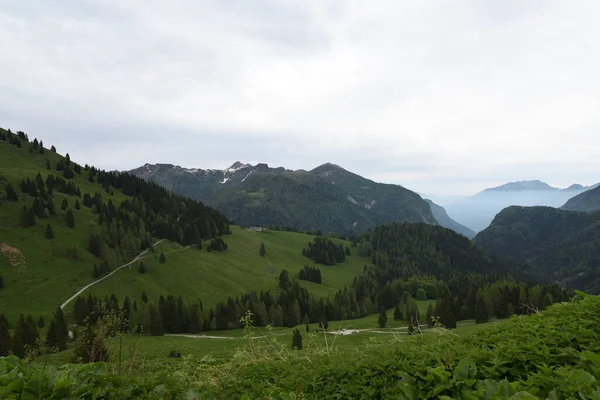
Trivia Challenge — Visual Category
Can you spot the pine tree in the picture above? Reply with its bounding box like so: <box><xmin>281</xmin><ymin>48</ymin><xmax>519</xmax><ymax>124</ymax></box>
<box><xmin>159</xmin><ymin>253</ymin><xmax>166</xmax><ymax>263</ymax></box>
<box><xmin>18</xmin><ymin>206</ymin><xmax>34</xmax><ymax>228</ymax></box>
<box><xmin>149</xmin><ymin>305</ymin><xmax>164</xmax><ymax>336</ymax></box>
<box><xmin>0</xmin><ymin>314</ymin><xmax>10</xmax><ymax>356</ymax></box>
<box><xmin>0</xmin><ymin>276</ymin><xmax>4</xmax><ymax>289</ymax></box>
<box><xmin>475</xmin><ymin>294</ymin><xmax>490</xmax><ymax>324</ymax></box>
<box><xmin>87</xmin><ymin>234</ymin><xmax>102</xmax><ymax>257</ymax></box>
<box><xmin>141</xmin><ymin>291</ymin><xmax>149</xmax><ymax>303</ymax></box>
<box><xmin>73</xmin><ymin>296</ymin><xmax>90</xmax><ymax>325</ymax></box>
<box><xmin>436</xmin><ymin>296</ymin><xmax>456</xmax><ymax>329</ymax></box>
<box><xmin>51</xmin><ymin>145</ymin><xmax>56</xmax><ymax>152</ymax></box>
<box><xmin>426</xmin><ymin>303</ymin><xmax>434</xmax><ymax>326</ymax></box>
<box><xmin>46</xmin><ymin>307</ymin><xmax>68</xmax><ymax>351</ymax></box>
<box><xmin>259</xmin><ymin>242</ymin><xmax>266</xmax><ymax>257</ymax></box>
<box><xmin>393</xmin><ymin>304</ymin><xmax>403</xmax><ymax>321</ymax></box>
<box><xmin>65</xmin><ymin>208</ymin><xmax>75</xmax><ymax>228</ymax></box>
<box><xmin>45</xmin><ymin>223</ymin><xmax>54</xmax><ymax>239</ymax></box>
<box><xmin>45</xmin><ymin>159</ymin><xmax>51</xmax><ymax>170</ymax></box>
<box><xmin>292</xmin><ymin>329</ymin><xmax>303</xmax><ymax>350</ymax></box>
<box><xmin>5</xmin><ymin>183</ymin><xmax>18</xmax><ymax>201</ymax></box>
<box><xmin>75</xmin><ymin>200</ymin><xmax>80</xmax><ymax>210</ymax></box>
<box><xmin>61</xmin><ymin>198</ymin><xmax>68</xmax><ymax>210</ymax></box>
<box><xmin>305</xmin><ymin>324</ymin><xmax>310</xmax><ymax>332</ymax></box>
<box><xmin>138</xmin><ymin>262</ymin><xmax>146</xmax><ymax>274</ymax></box>
<box><xmin>378</xmin><ymin>308</ymin><xmax>388</xmax><ymax>328</ymax></box>
<box><xmin>38</xmin><ymin>316</ymin><xmax>45</xmax><ymax>328</ymax></box>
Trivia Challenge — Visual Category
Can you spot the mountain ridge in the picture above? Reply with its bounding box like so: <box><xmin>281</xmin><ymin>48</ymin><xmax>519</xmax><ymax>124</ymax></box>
<box><xmin>130</xmin><ymin>161</ymin><xmax>453</xmax><ymax>235</ymax></box>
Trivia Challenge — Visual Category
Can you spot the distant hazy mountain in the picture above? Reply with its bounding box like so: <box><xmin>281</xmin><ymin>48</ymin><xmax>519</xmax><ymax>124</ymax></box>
<box><xmin>473</xmin><ymin>206</ymin><xmax>600</xmax><ymax>294</ymax></box>
<box><xmin>437</xmin><ymin>180</ymin><xmax>598</xmax><ymax>232</ymax></box>
<box><xmin>561</xmin><ymin>185</ymin><xmax>600</xmax><ymax>212</ymax></box>
<box><xmin>424</xmin><ymin>199</ymin><xmax>476</xmax><ymax>238</ymax></box>
<box><xmin>129</xmin><ymin>162</ymin><xmax>437</xmax><ymax>235</ymax></box>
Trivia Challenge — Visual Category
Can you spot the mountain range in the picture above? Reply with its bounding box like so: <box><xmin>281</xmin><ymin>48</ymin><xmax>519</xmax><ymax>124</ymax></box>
<box><xmin>434</xmin><ymin>180</ymin><xmax>599</xmax><ymax>232</ymax></box>
<box><xmin>129</xmin><ymin>161</ymin><xmax>477</xmax><ymax>236</ymax></box>
<box><xmin>561</xmin><ymin>185</ymin><xmax>600</xmax><ymax>212</ymax></box>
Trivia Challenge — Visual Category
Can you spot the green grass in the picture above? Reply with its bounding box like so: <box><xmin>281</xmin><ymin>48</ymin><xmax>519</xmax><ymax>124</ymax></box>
<box><xmin>86</xmin><ymin>226</ymin><xmax>368</xmax><ymax>310</ymax></box>
<box><xmin>105</xmin><ymin>302</ymin><xmax>495</xmax><ymax>362</ymax></box>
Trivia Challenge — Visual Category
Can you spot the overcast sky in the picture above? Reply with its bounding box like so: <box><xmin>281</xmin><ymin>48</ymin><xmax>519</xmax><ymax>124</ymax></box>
<box><xmin>1</xmin><ymin>1</ymin><xmax>599</xmax><ymax>195</ymax></box>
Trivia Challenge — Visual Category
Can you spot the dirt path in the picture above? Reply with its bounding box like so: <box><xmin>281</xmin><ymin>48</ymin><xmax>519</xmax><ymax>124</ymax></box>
<box><xmin>60</xmin><ymin>239</ymin><xmax>164</xmax><ymax>310</ymax></box>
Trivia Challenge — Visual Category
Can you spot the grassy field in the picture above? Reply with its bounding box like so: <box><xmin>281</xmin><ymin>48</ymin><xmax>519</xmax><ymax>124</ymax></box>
<box><xmin>36</xmin><ymin>304</ymin><xmax>496</xmax><ymax>366</ymax></box>
<box><xmin>89</xmin><ymin>302</ymin><xmax>496</xmax><ymax>363</ymax></box>
<box><xmin>86</xmin><ymin>226</ymin><xmax>368</xmax><ymax>309</ymax></box>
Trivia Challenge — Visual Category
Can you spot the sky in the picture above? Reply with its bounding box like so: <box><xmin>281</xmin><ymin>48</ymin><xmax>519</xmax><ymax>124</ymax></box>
<box><xmin>0</xmin><ymin>1</ymin><xmax>599</xmax><ymax>196</ymax></box>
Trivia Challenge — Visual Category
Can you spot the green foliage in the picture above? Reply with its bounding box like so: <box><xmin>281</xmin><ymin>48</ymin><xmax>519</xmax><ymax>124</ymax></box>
<box><xmin>259</xmin><ymin>242</ymin><xmax>265</xmax><ymax>257</ymax></box>
<box><xmin>302</xmin><ymin>236</ymin><xmax>345</xmax><ymax>265</ymax></box>
<box><xmin>159</xmin><ymin>253</ymin><xmax>166</xmax><ymax>263</ymax></box>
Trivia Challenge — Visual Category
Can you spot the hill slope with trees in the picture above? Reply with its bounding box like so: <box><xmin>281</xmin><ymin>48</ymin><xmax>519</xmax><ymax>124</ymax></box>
<box><xmin>561</xmin><ymin>185</ymin><xmax>600</xmax><ymax>212</ymax></box>
<box><xmin>473</xmin><ymin>206</ymin><xmax>600</xmax><ymax>294</ymax></box>
<box><xmin>0</xmin><ymin>127</ymin><xmax>230</xmax><ymax>322</ymax></box>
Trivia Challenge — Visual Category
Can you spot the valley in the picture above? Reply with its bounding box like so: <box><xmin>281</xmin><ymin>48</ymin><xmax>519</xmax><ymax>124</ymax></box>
<box><xmin>0</xmin><ymin>128</ymin><xmax>598</xmax><ymax>399</ymax></box>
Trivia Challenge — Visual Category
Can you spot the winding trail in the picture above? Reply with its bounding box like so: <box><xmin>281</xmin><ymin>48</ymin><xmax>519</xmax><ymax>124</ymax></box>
<box><xmin>60</xmin><ymin>239</ymin><xmax>165</xmax><ymax>310</ymax></box>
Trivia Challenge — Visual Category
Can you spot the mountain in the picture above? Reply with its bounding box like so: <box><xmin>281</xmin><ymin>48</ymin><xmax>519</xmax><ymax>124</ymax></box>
<box><xmin>473</xmin><ymin>206</ymin><xmax>600</xmax><ymax>294</ymax></box>
<box><xmin>439</xmin><ymin>180</ymin><xmax>598</xmax><ymax>232</ymax></box>
<box><xmin>561</xmin><ymin>185</ymin><xmax>600</xmax><ymax>212</ymax></box>
<box><xmin>129</xmin><ymin>161</ymin><xmax>438</xmax><ymax>235</ymax></box>
<box><xmin>424</xmin><ymin>199</ymin><xmax>476</xmax><ymax>238</ymax></box>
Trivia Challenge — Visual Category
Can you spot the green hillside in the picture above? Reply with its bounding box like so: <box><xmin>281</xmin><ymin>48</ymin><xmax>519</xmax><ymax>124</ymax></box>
<box><xmin>0</xmin><ymin>128</ymin><xmax>230</xmax><ymax>323</ymax></box>
<box><xmin>474</xmin><ymin>206</ymin><xmax>600</xmax><ymax>293</ymax></box>
<box><xmin>86</xmin><ymin>226</ymin><xmax>367</xmax><ymax>309</ymax></box>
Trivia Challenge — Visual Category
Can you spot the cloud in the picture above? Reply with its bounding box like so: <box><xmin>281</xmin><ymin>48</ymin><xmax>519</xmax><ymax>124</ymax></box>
<box><xmin>1</xmin><ymin>0</ymin><xmax>599</xmax><ymax>195</ymax></box>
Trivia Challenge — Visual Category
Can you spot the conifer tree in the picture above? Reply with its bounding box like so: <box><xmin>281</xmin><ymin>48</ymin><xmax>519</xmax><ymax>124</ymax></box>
<box><xmin>426</xmin><ymin>303</ymin><xmax>434</xmax><ymax>326</ymax></box>
<box><xmin>38</xmin><ymin>316</ymin><xmax>45</xmax><ymax>328</ymax></box>
<box><xmin>46</xmin><ymin>307</ymin><xmax>68</xmax><ymax>351</ymax></box>
<box><xmin>305</xmin><ymin>324</ymin><xmax>310</xmax><ymax>332</ymax></box>
<box><xmin>45</xmin><ymin>159</ymin><xmax>51</xmax><ymax>170</ymax></box>
<box><xmin>138</xmin><ymin>262</ymin><xmax>146</xmax><ymax>274</ymax></box>
<box><xmin>159</xmin><ymin>253</ymin><xmax>166</xmax><ymax>263</ymax></box>
<box><xmin>45</xmin><ymin>223</ymin><xmax>54</xmax><ymax>239</ymax></box>
<box><xmin>149</xmin><ymin>305</ymin><xmax>164</xmax><ymax>336</ymax></box>
<box><xmin>87</xmin><ymin>234</ymin><xmax>102</xmax><ymax>257</ymax></box>
<box><xmin>378</xmin><ymin>308</ymin><xmax>388</xmax><ymax>328</ymax></box>
<box><xmin>393</xmin><ymin>304</ymin><xmax>403</xmax><ymax>321</ymax></box>
<box><xmin>19</xmin><ymin>205</ymin><xmax>35</xmax><ymax>227</ymax></box>
<box><xmin>61</xmin><ymin>198</ymin><xmax>68</xmax><ymax>210</ymax></box>
<box><xmin>292</xmin><ymin>329</ymin><xmax>303</xmax><ymax>350</ymax></box>
<box><xmin>73</xmin><ymin>296</ymin><xmax>90</xmax><ymax>325</ymax></box>
<box><xmin>436</xmin><ymin>296</ymin><xmax>456</xmax><ymax>329</ymax></box>
<box><xmin>75</xmin><ymin>200</ymin><xmax>80</xmax><ymax>210</ymax></box>
<box><xmin>141</xmin><ymin>291</ymin><xmax>149</xmax><ymax>303</ymax></box>
<box><xmin>259</xmin><ymin>242</ymin><xmax>266</xmax><ymax>257</ymax></box>
<box><xmin>475</xmin><ymin>294</ymin><xmax>490</xmax><ymax>323</ymax></box>
<box><xmin>65</xmin><ymin>208</ymin><xmax>75</xmax><ymax>228</ymax></box>
<box><xmin>0</xmin><ymin>276</ymin><xmax>3</xmax><ymax>289</ymax></box>
<box><xmin>51</xmin><ymin>145</ymin><xmax>56</xmax><ymax>152</ymax></box>
<box><xmin>5</xmin><ymin>183</ymin><xmax>18</xmax><ymax>201</ymax></box>
<box><xmin>0</xmin><ymin>314</ymin><xmax>10</xmax><ymax>356</ymax></box>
